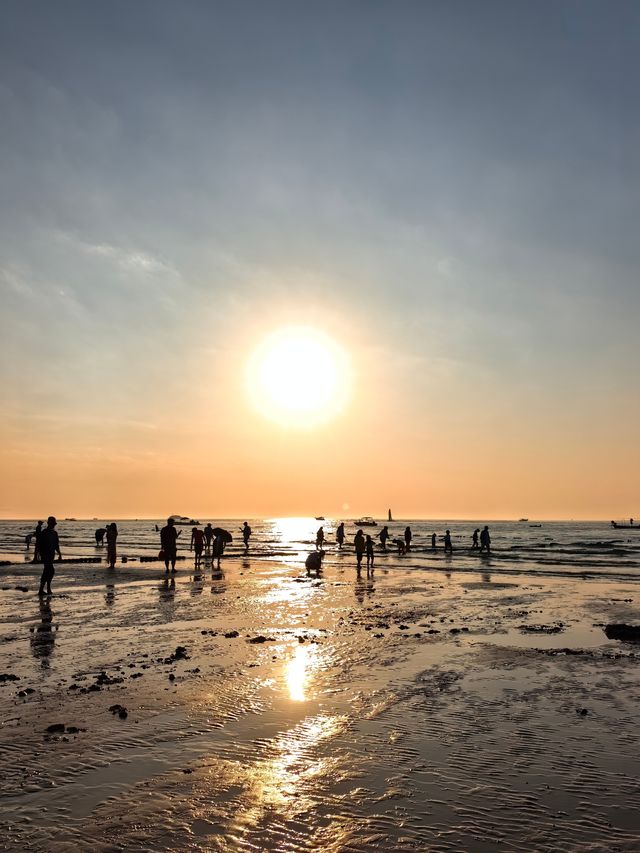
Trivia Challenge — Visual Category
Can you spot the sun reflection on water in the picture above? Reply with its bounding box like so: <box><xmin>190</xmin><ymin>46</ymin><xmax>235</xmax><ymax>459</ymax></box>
<box><xmin>286</xmin><ymin>644</ymin><xmax>310</xmax><ymax>702</ymax></box>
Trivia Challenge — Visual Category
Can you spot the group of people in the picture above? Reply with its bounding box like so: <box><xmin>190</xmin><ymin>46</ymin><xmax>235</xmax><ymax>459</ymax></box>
<box><xmin>161</xmin><ymin>519</ymin><xmax>251</xmax><ymax>573</ymax></box>
<box><xmin>26</xmin><ymin>516</ymin><xmax>492</xmax><ymax>595</ymax></box>
<box><xmin>311</xmin><ymin>523</ymin><xmax>492</xmax><ymax>573</ymax></box>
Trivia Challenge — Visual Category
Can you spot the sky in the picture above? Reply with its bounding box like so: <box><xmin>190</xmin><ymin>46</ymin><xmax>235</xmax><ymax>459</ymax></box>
<box><xmin>1</xmin><ymin>0</ymin><xmax>639</xmax><ymax>520</ymax></box>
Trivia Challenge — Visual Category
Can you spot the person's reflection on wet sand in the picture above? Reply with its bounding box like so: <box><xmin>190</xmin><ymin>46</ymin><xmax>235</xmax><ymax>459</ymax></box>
<box><xmin>354</xmin><ymin>574</ymin><xmax>375</xmax><ymax>605</ymax></box>
<box><xmin>482</xmin><ymin>571</ymin><xmax>492</xmax><ymax>584</ymax></box>
<box><xmin>30</xmin><ymin>596</ymin><xmax>56</xmax><ymax>668</ymax></box>
<box><xmin>190</xmin><ymin>570</ymin><xmax>204</xmax><ymax>596</ymax></box>
<box><xmin>210</xmin><ymin>570</ymin><xmax>226</xmax><ymax>595</ymax></box>
<box><xmin>157</xmin><ymin>577</ymin><xmax>176</xmax><ymax>621</ymax></box>
<box><xmin>104</xmin><ymin>583</ymin><xmax>116</xmax><ymax>607</ymax></box>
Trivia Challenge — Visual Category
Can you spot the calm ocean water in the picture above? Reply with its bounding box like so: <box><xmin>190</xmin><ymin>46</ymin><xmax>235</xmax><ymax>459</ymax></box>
<box><xmin>2</xmin><ymin>518</ymin><xmax>640</xmax><ymax>580</ymax></box>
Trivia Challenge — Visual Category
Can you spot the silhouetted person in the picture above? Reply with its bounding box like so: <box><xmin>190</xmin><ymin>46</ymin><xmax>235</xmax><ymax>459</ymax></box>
<box><xmin>204</xmin><ymin>523</ymin><xmax>214</xmax><ymax>550</ymax></box>
<box><xmin>472</xmin><ymin>528</ymin><xmax>480</xmax><ymax>549</ymax></box>
<box><xmin>33</xmin><ymin>520</ymin><xmax>44</xmax><ymax>561</ymax></box>
<box><xmin>365</xmin><ymin>534</ymin><xmax>375</xmax><ymax>570</ymax></box>
<box><xmin>394</xmin><ymin>538</ymin><xmax>406</xmax><ymax>555</ymax></box>
<box><xmin>190</xmin><ymin>526</ymin><xmax>204</xmax><ymax>565</ymax></box>
<box><xmin>305</xmin><ymin>549</ymin><xmax>324</xmax><ymax>576</ymax></box>
<box><xmin>37</xmin><ymin>516</ymin><xmax>61</xmax><ymax>596</ymax></box>
<box><xmin>444</xmin><ymin>529</ymin><xmax>453</xmax><ymax>553</ymax></box>
<box><xmin>431</xmin><ymin>532</ymin><xmax>436</xmax><ymax>549</ymax></box>
<box><xmin>404</xmin><ymin>526</ymin><xmax>412</xmax><ymax>551</ymax></box>
<box><xmin>480</xmin><ymin>525</ymin><xmax>491</xmax><ymax>553</ymax></box>
<box><xmin>95</xmin><ymin>527</ymin><xmax>107</xmax><ymax>546</ymax></box>
<box><xmin>212</xmin><ymin>532</ymin><xmax>226</xmax><ymax>570</ymax></box>
<box><xmin>354</xmin><ymin>529</ymin><xmax>365</xmax><ymax>572</ymax></box>
<box><xmin>106</xmin><ymin>522</ymin><xmax>118</xmax><ymax>569</ymax></box>
<box><xmin>241</xmin><ymin>521</ymin><xmax>252</xmax><ymax>549</ymax></box>
<box><xmin>316</xmin><ymin>526</ymin><xmax>325</xmax><ymax>550</ymax></box>
<box><xmin>336</xmin><ymin>522</ymin><xmax>345</xmax><ymax>549</ymax></box>
<box><xmin>379</xmin><ymin>525</ymin><xmax>390</xmax><ymax>551</ymax></box>
<box><xmin>160</xmin><ymin>517</ymin><xmax>178</xmax><ymax>573</ymax></box>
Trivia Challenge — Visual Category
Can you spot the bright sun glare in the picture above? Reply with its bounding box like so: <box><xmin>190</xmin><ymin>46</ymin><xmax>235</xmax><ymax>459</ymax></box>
<box><xmin>247</xmin><ymin>327</ymin><xmax>351</xmax><ymax>428</ymax></box>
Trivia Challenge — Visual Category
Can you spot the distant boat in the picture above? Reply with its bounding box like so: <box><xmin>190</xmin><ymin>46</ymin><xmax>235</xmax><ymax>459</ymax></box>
<box><xmin>355</xmin><ymin>516</ymin><xmax>377</xmax><ymax>527</ymax></box>
<box><xmin>611</xmin><ymin>519</ymin><xmax>638</xmax><ymax>529</ymax></box>
<box><xmin>518</xmin><ymin>518</ymin><xmax>529</xmax><ymax>522</ymax></box>
<box><xmin>169</xmin><ymin>514</ymin><xmax>200</xmax><ymax>526</ymax></box>
<box><xmin>64</xmin><ymin>518</ymin><xmax>77</xmax><ymax>522</ymax></box>
<box><xmin>529</xmin><ymin>523</ymin><xmax>542</xmax><ymax>528</ymax></box>
<box><xmin>388</xmin><ymin>508</ymin><xmax>393</xmax><ymax>521</ymax></box>
<box><xmin>315</xmin><ymin>516</ymin><xmax>325</xmax><ymax>520</ymax></box>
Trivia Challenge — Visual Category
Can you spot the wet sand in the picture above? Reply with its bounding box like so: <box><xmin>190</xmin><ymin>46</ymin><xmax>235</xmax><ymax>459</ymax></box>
<box><xmin>2</xmin><ymin>553</ymin><xmax>640</xmax><ymax>851</ymax></box>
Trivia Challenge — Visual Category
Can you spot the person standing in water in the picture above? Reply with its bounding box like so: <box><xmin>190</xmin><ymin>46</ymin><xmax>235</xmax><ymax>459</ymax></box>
<box><xmin>37</xmin><ymin>516</ymin><xmax>61</xmax><ymax>596</ymax></box>
<box><xmin>444</xmin><ymin>529</ymin><xmax>453</xmax><ymax>553</ymax></box>
<box><xmin>33</xmin><ymin>520</ymin><xmax>44</xmax><ymax>562</ymax></box>
<box><xmin>480</xmin><ymin>525</ymin><xmax>491</xmax><ymax>554</ymax></box>
<box><xmin>354</xmin><ymin>529</ymin><xmax>365</xmax><ymax>572</ymax></box>
<box><xmin>336</xmin><ymin>522</ymin><xmax>345</xmax><ymax>550</ymax></box>
<box><xmin>160</xmin><ymin>517</ymin><xmax>179</xmax><ymax>573</ymax></box>
<box><xmin>106</xmin><ymin>522</ymin><xmax>118</xmax><ymax>569</ymax></box>
<box><xmin>190</xmin><ymin>526</ymin><xmax>205</xmax><ymax>566</ymax></box>
<box><xmin>378</xmin><ymin>525</ymin><xmax>390</xmax><ymax>551</ymax></box>
<box><xmin>316</xmin><ymin>526</ymin><xmax>325</xmax><ymax>550</ymax></box>
<box><xmin>365</xmin><ymin>534</ymin><xmax>375</xmax><ymax>570</ymax></box>
<box><xmin>472</xmin><ymin>528</ymin><xmax>480</xmax><ymax>549</ymax></box>
<box><xmin>203</xmin><ymin>523</ymin><xmax>214</xmax><ymax>552</ymax></box>
<box><xmin>241</xmin><ymin>521</ymin><xmax>252</xmax><ymax>550</ymax></box>
<box><xmin>404</xmin><ymin>526</ymin><xmax>412</xmax><ymax>551</ymax></box>
<box><xmin>431</xmin><ymin>532</ymin><xmax>437</xmax><ymax>549</ymax></box>
<box><xmin>95</xmin><ymin>527</ymin><xmax>107</xmax><ymax>546</ymax></box>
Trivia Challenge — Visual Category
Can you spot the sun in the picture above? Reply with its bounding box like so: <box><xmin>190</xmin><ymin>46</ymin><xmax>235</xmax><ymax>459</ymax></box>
<box><xmin>247</xmin><ymin>326</ymin><xmax>351</xmax><ymax>427</ymax></box>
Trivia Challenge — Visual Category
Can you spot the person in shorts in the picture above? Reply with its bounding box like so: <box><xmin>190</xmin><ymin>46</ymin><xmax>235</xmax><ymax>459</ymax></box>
<box><xmin>37</xmin><ymin>516</ymin><xmax>61</xmax><ymax>596</ymax></box>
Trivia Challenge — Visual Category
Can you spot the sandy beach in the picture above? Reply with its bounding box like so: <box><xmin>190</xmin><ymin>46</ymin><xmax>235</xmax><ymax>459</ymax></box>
<box><xmin>2</xmin><ymin>522</ymin><xmax>640</xmax><ymax>852</ymax></box>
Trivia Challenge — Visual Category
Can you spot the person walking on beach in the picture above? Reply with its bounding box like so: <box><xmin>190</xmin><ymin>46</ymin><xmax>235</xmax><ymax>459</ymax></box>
<box><xmin>36</xmin><ymin>516</ymin><xmax>61</xmax><ymax>596</ymax></box>
<box><xmin>404</xmin><ymin>526</ymin><xmax>412</xmax><ymax>551</ymax></box>
<box><xmin>316</xmin><ymin>526</ymin><xmax>325</xmax><ymax>550</ymax></box>
<box><xmin>336</xmin><ymin>522</ymin><xmax>345</xmax><ymax>550</ymax></box>
<box><xmin>160</xmin><ymin>517</ymin><xmax>178</xmax><ymax>573</ymax></box>
<box><xmin>190</xmin><ymin>526</ymin><xmax>205</xmax><ymax>566</ymax></box>
<box><xmin>431</xmin><ymin>532</ymin><xmax>437</xmax><ymax>549</ymax></box>
<box><xmin>472</xmin><ymin>528</ymin><xmax>480</xmax><ymax>549</ymax></box>
<box><xmin>106</xmin><ymin>522</ymin><xmax>118</xmax><ymax>569</ymax></box>
<box><xmin>480</xmin><ymin>525</ymin><xmax>491</xmax><ymax>554</ymax></box>
<box><xmin>204</xmin><ymin>523</ymin><xmax>214</xmax><ymax>551</ymax></box>
<box><xmin>378</xmin><ymin>525</ymin><xmax>390</xmax><ymax>551</ymax></box>
<box><xmin>95</xmin><ymin>527</ymin><xmax>107</xmax><ymax>546</ymax></box>
<box><xmin>241</xmin><ymin>522</ymin><xmax>252</xmax><ymax>550</ymax></box>
<box><xmin>444</xmin><ymin>529</ymin><xmax>453</xmax><ymax>553</ymax></box>
<box><xmin>365</xmin><ymin>534</ymin><xmax>375</xmax><ymax>570</ymax></box>
<box><xmin>354</xmin><ymin>529</ymin><xmax>365</xmax><ymax>572</ymax></box>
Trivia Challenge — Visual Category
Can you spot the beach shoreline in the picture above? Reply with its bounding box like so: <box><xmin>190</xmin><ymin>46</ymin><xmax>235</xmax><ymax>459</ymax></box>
<box><xmin>2</xmin><ymin>546</ymin><xmax>640</xmax><ymax>851</ymax></box>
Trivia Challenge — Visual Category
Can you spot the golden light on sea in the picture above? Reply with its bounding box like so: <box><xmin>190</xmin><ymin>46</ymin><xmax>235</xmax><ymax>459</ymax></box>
<box><xmin>286</xmin><ymin>644</ymin><xmax>310</xmax><ymax>702</ymax></box>
<box><xmin>246</xmin><ymin>326</ymin><xmax>351</xmax><ymax>428</ymax></box>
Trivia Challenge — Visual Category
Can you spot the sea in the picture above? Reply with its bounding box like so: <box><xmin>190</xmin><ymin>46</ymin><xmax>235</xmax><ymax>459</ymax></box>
<box><xmin>2</xmin><ymin>517</ymin><xmax>639</xmax><ymax>580</ymax></box>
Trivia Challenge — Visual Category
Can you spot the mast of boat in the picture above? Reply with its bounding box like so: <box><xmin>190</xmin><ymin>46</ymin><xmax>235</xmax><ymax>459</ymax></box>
<box><xmin>388</xmin><ymin>508</ymin><xmax>393</xmax><ymax>522</ymax></box>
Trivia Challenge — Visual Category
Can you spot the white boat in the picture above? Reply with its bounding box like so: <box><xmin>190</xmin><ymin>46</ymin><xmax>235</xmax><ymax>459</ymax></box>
<box><xmin>354</xmin><ymin>517</ymin><xmax>377</xmax><ymax>527</ymax></box>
